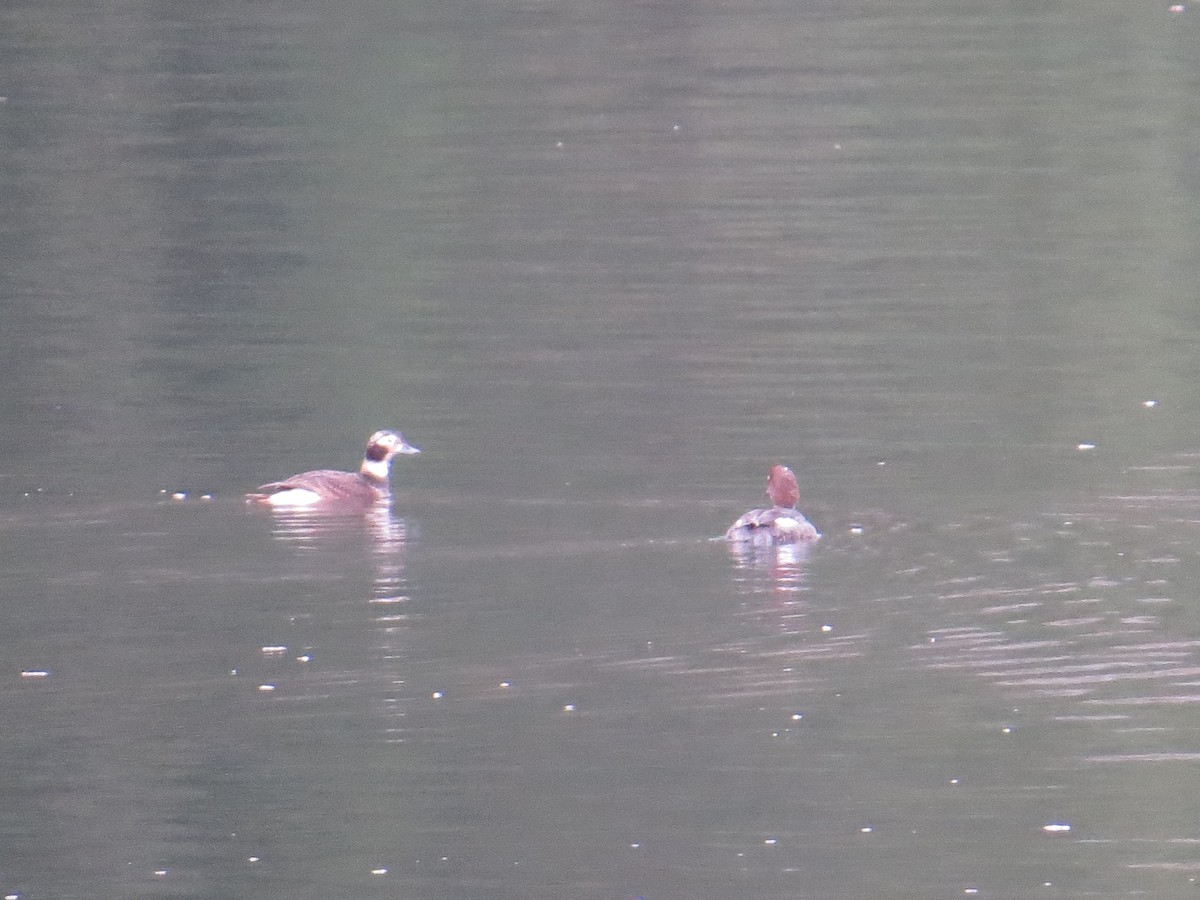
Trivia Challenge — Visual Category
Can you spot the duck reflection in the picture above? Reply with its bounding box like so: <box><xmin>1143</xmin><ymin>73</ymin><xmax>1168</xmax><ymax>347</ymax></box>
<box><xmin>727</xmin><ymin>537</ymin><xmax>814</xmax><ymax>593</ymax></box>
<box><xmin>252</xmin><ymin>500</ymin><xmax>413</xmax><ymax>607</ymax></box>
<box><xmin>258</xmin><ymin>500</ymin><xmax>407</xmax><ymax>547</ymax></box>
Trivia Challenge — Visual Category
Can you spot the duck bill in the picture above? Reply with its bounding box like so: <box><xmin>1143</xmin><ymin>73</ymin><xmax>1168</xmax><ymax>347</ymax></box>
<box><xmin>395</xmin><ymin>442</ymin><xmax>421</xmax><ymax>455</ymax></box>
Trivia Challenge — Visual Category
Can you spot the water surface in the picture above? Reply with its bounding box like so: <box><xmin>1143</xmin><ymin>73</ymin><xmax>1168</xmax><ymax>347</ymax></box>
<box><xmin>4</xmin><ymin>0</ymin><xmax>1200</xmax><ymax>897</ymax></box>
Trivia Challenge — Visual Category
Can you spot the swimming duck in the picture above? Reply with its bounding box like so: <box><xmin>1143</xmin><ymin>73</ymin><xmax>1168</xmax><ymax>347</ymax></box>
<box><xmin>245</xmin><ymin>430</ymin><xmax>420</xmax><ymax>507</ymax></box>
<box><xmin>725</xmin><ymin>464</ymin><xmax>820</xmax><ymax>544</ymax></box>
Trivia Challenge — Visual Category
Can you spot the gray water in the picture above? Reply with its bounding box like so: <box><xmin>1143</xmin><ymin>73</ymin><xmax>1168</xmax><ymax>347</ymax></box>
<box><xmin>4</xmin><ymin>0</ymin><xmax>1200</xmax><ymax>897</ymax></box>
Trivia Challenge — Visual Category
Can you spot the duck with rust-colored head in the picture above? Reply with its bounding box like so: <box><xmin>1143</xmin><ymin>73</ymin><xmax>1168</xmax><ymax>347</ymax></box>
<box><xmin>725</xmin><ymin>464</ymin><xmax>821</xmax><ymax>545</ymax></box>
<box><xmin>245</xmin><ymin>430</ymin><xmax>420</xmax><ymax>507</ymax></box>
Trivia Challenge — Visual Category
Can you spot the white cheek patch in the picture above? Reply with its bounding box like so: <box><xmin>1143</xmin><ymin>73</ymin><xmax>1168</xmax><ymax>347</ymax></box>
<box><xmin>266</xmin><ymin>488</ymin><xmax>324</xmax><ymax>507</ymax></box>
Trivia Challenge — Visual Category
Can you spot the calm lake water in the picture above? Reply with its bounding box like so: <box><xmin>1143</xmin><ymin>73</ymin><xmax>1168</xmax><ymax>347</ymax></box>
<box><xmin>4</xmin><ymin>0</ymin><xmax>1200</xmax><ymax>898</ymax></box>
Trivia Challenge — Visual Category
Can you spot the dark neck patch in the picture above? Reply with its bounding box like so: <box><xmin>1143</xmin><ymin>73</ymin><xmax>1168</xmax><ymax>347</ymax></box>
<box><xmin>366</xmin><ymin>443</ymin><xmax>390</xmax><ymax>462</ymax></box>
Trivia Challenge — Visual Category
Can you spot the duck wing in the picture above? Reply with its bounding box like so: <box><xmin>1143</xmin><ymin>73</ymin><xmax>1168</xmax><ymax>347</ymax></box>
<box><xmin>252</xmin><ymin>469</ymin><xmax>381</xmax><ymax>502</ymax></box>
<box><xmin>725</xmin><ymin>507</ymin><xmax>821</xmax><ymax>543</ymax></box>
<box><xmin>725</xmin><ymin>507</ymin><xmax>777</xmax><ymax>540</ymax></box>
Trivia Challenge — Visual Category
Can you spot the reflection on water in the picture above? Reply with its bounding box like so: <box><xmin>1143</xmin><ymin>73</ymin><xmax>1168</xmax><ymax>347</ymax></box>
<box><xmin>917</xmin><ymin>500</ymin><xmax>1200</xmax><ymax>732</ymax></box>
<box><xmin>727</xmin><ymin>536</ymin><xmax>815</xmax><ymax>595</ymax></box>
<box><xmin>250</xmin><ymin>499</ymin><xmax>413</xmax><ymax>606</ymax></box>
<box><xmin>255</xmin><ymin>501</ymin><xmax>410</xmax><ymax>552</ymax></box>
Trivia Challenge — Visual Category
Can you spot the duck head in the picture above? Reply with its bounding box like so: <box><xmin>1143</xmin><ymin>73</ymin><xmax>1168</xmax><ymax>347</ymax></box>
<box><xmin>766</xmin><ymin>464</ymin><xmax>799</xmax><ymax>509</ymax></box>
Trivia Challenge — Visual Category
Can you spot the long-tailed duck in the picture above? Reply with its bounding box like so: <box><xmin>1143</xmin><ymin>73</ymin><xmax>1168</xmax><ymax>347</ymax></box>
<box><xmin>245</xmin><ymin>430</ymin><xmax>420</xmax><ymax>507</ymax></box>
<box><xmin>725</xmin><ymin>464</ymin><xmax>821</xmax><ymax>544</ymax></box>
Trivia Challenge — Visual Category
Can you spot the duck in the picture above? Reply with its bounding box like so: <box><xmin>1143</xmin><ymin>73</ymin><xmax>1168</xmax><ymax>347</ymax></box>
<box><xmin>245</xmin><ymin>430</ymin><xmax>420</xmax><ymax>507</ymax></box>
<box><xmin>725</xmin><ymin>464</ymin><xmax>821</xmax><ymax>544</ymax></box>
